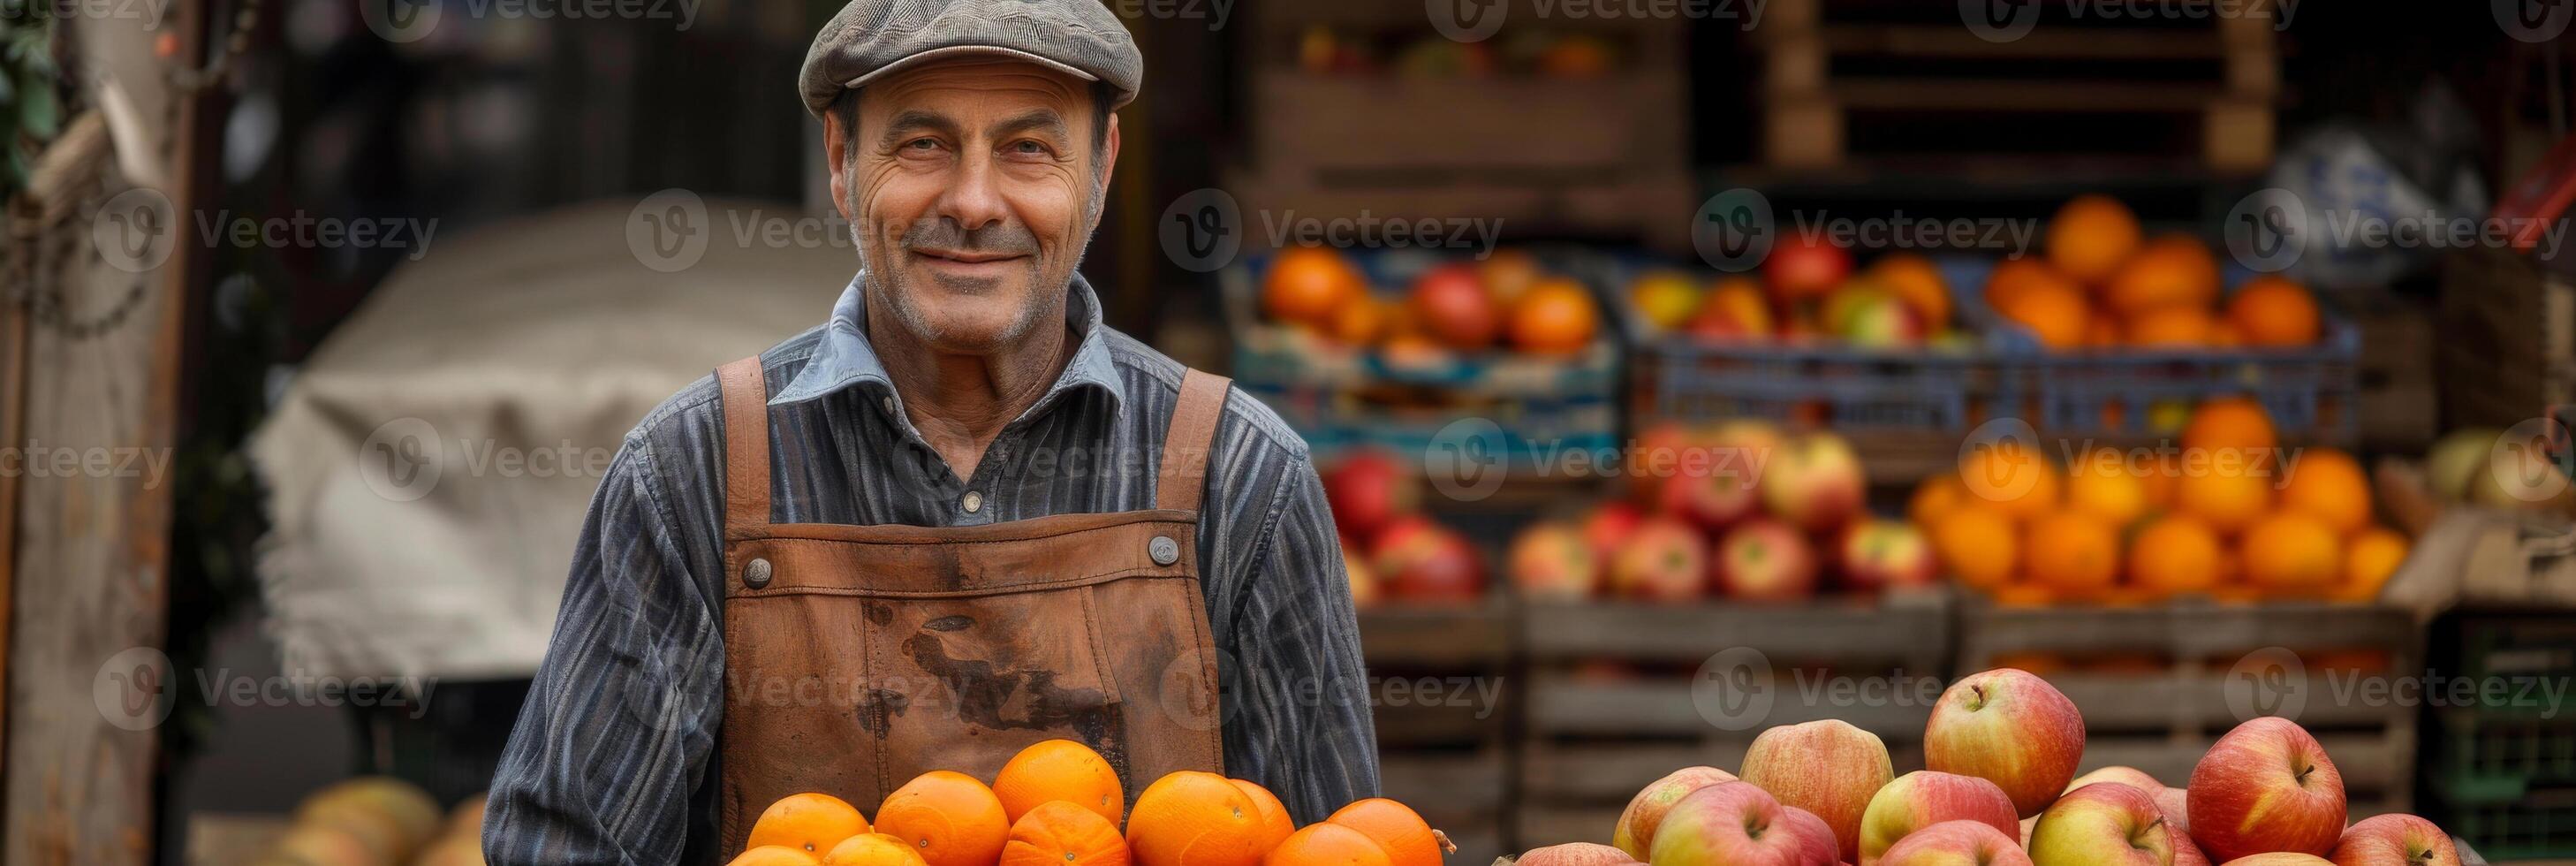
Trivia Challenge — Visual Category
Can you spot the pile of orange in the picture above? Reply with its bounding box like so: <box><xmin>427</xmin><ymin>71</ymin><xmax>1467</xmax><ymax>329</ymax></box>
<box><xmin>730</xmin><ymin>740</ymin><xmax>1452</xmax><ymax>866</ymax></box>
<box><xmin>1914</xmin><ymin>399</ymin><xmax>2411</xmax><ymax>607</ymax></box>
<box><xmin>1989</xmin><ymin>194</ymin><xmax>2323</xmax><ymax>352</ymax></box>
<box><xmin>1261</xmin><ymin>247</ymin><xmax>1600</xmax><ymax>357</ymax></box>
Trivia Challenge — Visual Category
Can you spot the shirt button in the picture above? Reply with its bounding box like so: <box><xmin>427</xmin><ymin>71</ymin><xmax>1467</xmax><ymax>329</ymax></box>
<box><xmin>961</xmin><ymin>490</ymin><xmax>983</xmax><ymax>513</ymax></box>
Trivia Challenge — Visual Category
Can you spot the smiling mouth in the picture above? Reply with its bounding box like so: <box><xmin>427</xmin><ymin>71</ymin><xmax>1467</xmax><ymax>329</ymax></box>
<box><xmin>911</xmin><ymin>247</ymin><xmax>1028</xmax><ymax>265</ymax></box>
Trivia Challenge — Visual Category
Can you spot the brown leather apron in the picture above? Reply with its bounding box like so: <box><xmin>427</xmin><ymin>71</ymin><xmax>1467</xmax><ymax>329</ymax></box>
<box><xmin>712</xmin><ymin>356</ymin><xmax>1230</xmax><ymax>852</ymax></box>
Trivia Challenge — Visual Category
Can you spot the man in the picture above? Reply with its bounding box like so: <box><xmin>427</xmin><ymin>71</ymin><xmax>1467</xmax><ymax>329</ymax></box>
<box><xmin>483</xmin><ymin>2</ymin><xmax>1379</xmax><ymax>862</ymax></box>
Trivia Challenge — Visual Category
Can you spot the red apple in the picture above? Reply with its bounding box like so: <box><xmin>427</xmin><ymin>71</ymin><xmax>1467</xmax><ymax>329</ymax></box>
<box><xmin>2188</xmin><ymin>717</ymin><xmax>2346</xmax><ymax>861</ymax></box>
<box><xmin>1613</xmin><ymin>766</ymin><xmax>1738</xmax><ymax>860</ymax></box>
<box><xmin>1880</xmin><ymin>820</ymin><xmax>2033</xmax><ymax>866</ymax></box>
<box><xmin>2330</xmin><ymin>814</ymin><xmax>2459</xmax><ymax>866</ymax></box>
<box><xmin>1649</xmin><ymin>782</ymin><xmax>1810</xmax><ymax>866</ymax></box>
<box><xmin>1857</xmin><ymin>771</ymin><xmax>2022</xmax><ymax>866</ymax></box>
<box><xmin>1507</xmin><ymin>520</ymin><xmax>1599</xmax><ymax>601</ymax></box>
<box><xmin>1767</xmin><ymin>231</ymin><xmax>1854</xmax><ymax>306</ymax></box>
<box><xmin>1323</xmin><ymin>451</ymin><xmax>1418</xmax><ymax>543</ymax></box>
<box><xmin>1761</xmin><ymin>432</ymin><xmax>1866</xmax><ymax>532</ymax></box>
<box><xmin>1628</xmin><ymin>421</ymin><xmax>1698</xmax><ymax>507</ymax></box>
<box><xmin>1582</xmin><ymin>501</ymin><xmax>1644</xmax><ymax>566</ymax></box>
<box><xmin>2027</xmin><ymin>782</ymin><xmax>2175</xmax><ymax>866</ymax></box>
<box><xmin>2062</xmin><ymin>768</ymin><xmax>2206</xmax><ymax>865</ymax></box>
<box><xmin>1515</xmin><ymin>843</ymin><xmax>1641</xmax><ymax>866</ymax></box>
<box><xmin>1926</xmin><ymin>668</ymin><xmax>2087</xmax><ymax>818</ymax></box>
<box><xmin>1663</xmin><ymin>422</ymin><xmax>1777</xmax><ymax>528</ymax></box>
<box><xmin>2154</xmin><ymin>787</ymin><xmax>2192</xmax><ymax>837</ymax></box>
<box><xmin>1370</xmin><ymin>516</ymin><xmax>1485</xmax><ymax>604</ymax></box>
<box><xmin>1777</xmin><ymin>806</ymin><xmax>1842</xmax><ymax>866</ymax></box>
<box><xmin>1611</xmin><ymin>517</ymin><xmax>1708</xmax><ymax>603</ymax></box>
<box><xmin>1839</xmin><ymin>519</ymin><xmax>1937</xmax><ymax>593</ymax></box>
<box><xmin>1739</xmin><ymin>719</ymin><xmax>1896</xmax><ymax>863</ymax></box>
<box><xmin>1715</xmin><ymin>519</ymin><xmax>1818</xmax><ymax>602</ymax></box>
<box><xmin>1411</xmin><ymin>262</ymin><xmax>1502</xmax><ymax>349</ymax></box>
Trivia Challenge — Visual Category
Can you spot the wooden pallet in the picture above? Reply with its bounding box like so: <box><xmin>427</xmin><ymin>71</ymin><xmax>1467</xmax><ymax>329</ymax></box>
<box><xmin>1755</xmin><ymin>0</ymin><xmax>2279</xmax><ymax>172</ymax></box>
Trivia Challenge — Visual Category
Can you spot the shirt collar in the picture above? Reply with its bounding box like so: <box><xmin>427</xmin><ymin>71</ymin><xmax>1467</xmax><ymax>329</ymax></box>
<box><xmin>770</xmin><ymin>271</ymin><xmax>1125</xmax><ymax>426</ymax></box>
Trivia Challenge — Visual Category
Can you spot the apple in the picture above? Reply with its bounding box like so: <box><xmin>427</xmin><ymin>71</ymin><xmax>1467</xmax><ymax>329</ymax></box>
<box><xmin>1632</xmin><ymin>270</ymin><xmax>1706</xmax><ymax>330</ymax></box>
<box><xmin>1879</xmin><ymin>820</ymin><xmax>2033</xmax><ymax>866</ymax></box>
<box><xmin>2058</xmin><ymin>768</ymin><xmax>2207</xmax><ymax>866</ymax></box>
<box><xmin>1778</xmin><ymin>806</ymin><xmax>1842</xmax><ymax>866</ymax></box>
<box><xmin>2064</xmin><ymin>767</ymin><xmax>2162</xmax><ymax>796</ymax></box>
<box><xmin>1480</xmin><ymin>249</ymin><xmax>1545</xmax><ymax>308</ymax></box>
<box><xmin>1410</xmin><ymin>262</ymin><xmax>1502</xmax><ymax>349</ymax></box>
<box><xmin>1649</xmin><ymin>782</ymin><xmax>1810</xmax><ymax>866</ymax></box>
<box><xmin>1761</xmin><ymin>433</ymin><xmax>1866</xmax><ymax>532</ymax></box>
<box><xmin>1925</xmin><ymin>668</ymin><xmax>2086</xmax><ymax>818</ymax></box>
<box><xmin>1839</xmin><ymin>520</ymin><xmax>1937</xmax><ymax>593</ymax></box>
<box><xmin>2154</xmin><ymin>787</ymin><xmax>2192</xmax><ymax>836</ymax></box>
<box><xmin>2187</xmin><ymin>717</ymin><xmax>2346</xmax><ymax>861</ymax></box>
<box><xmin>1508</xmin><ymin>520</ymin><xmax>1599</xmax><ymax>601</ymax></box>
<box><xmin>1613</xmin><ymin>766</ymin><xmax>1738</xmax><ymax>860</ymax></box>
<box><xmin>1840</xmin><ymin>290</ymin><xmax>1926</xmax><ymax>348</ymax></box>
<box><xmin>1663</xmin><ymin>421</ymin><xmax>1780</xmax><ymax>529</ymax></box>
<box><xmin>2330</xmin><ymin>814</ymin><xmax>2459</xmax><ymax>866</ymax></box>
<box><xmin>1344</xmin><ymin>543</ymin><xmax>1381</xmax><ymax>608</ymax></box>
<box><xmin>2219</xmin><ymin>856</ymin><xmax>2334</xmax><ymax>865</ymax></box>
<box><xmin>2027</xmin><ymin>783</ymin><xmax>2174</xmax><ymax>866</ymax></box>
<box><xmin>1628</xmin><ymin>422</ymin><xmax>1699</xmax><ymax>507</ymax></box>
<box><xmin>1857</xmin><ymin>771</ymin><xmax>2021</xmax><ymax>866</ymax></box>
<box><xmin>1516</xmin><ymin>843</ymin><xmax>1641</xmax><ymax>866</ymax></box>
<box><xmin>1610</xmin><ymin>517</ymin><xmax>1708</xmax><ymax>603</ymax></box>
<box><xmin>1370</xmin><ymin>516</ymin><xmax>1486</xmax><ymax>604</ymax></box>
<box><xmin>1693</xmin><ymin>277</ymin><xmax>1776</xmax><ymax>338</ymax></box>
<box><xmin>1739</xmin><ymin>719</ymin><xmax>1896</xmax><ymax>863</ymax></box>
<box><xmin>1582</xmin><ymin>501</ymin><xmax>1645</xmax><ymax>570</ymax></box>
<box><xmin>1715</xmin><ymin>519</ymin><xmax>1819</xmax><ymax>602</ymax></box>
<box><xmin>1767</xmin><ymin>231</ymin><xmax>1854</xmax><ymax>306</ymax></box>
<box><xmin>1323</xmin><ymin>451</ymin><xmax>1419</xmax><ymax>543</ymax></box>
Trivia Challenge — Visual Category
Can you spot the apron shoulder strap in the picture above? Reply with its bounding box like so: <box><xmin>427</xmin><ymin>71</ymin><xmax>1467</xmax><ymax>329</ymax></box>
<box><xmin>1154</xmin><ymin>368</ymin><xmax>1232</xmax><ymax>513</ymax></box>
<box><xmin>716</xmin><ymin>355</ymin><xmax>772</xmax><ymax>535</ymax></box>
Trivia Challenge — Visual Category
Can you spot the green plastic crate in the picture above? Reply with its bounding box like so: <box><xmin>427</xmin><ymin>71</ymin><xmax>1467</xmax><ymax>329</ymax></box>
<box><xmin>2431</xmin><ymin>708</ymin><xmax>2576</xmax><ymax>804</ymax></box>
<box><xmin>2438</xmin><ymin>789</ymin><xmax>2576</xmax><ymax>862</ymax></box>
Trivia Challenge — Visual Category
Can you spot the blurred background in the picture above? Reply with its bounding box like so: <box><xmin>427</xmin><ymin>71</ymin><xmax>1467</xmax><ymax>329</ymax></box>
<box><xmin>4</xmin><ymin>0</ymin><xmax>2576</xmax><ymax>862</ymax></box>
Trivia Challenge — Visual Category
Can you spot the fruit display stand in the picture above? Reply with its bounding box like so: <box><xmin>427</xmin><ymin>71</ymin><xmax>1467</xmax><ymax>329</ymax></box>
<box><xmin>1356</xmin><ymin>603</ymin><xmax>1519</xmax><ymax>866</ymax></box>
<box><xmin>2422</xmin><ymin>612</ymin><xmax>2576</xmax><ymax>861</ymax></box>
<box><xmin>1511</xmin><ymin>591</ymin><xmax>1951</xmax><ymax>849</ymax></box>
<box><xmin>1955</xmin><ymin>600</ymin><xmax>2421</xmax><ymax>817</ymax></box>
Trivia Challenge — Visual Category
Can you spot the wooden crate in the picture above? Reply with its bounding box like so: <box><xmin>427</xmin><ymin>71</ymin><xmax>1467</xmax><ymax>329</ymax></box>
<box><xmin>1958</xmin><ymin>600</ymin><xmax>2421</xmax><ymax>815</ymax></box>
<box><xmin>1360</xmin><ymin>604</ymin><xmax>1518</xmax><ymax>855</ymax></box>
<box><xmin>2439</xmin><ymin>245</ymin><xmax>2576</xmax><ymax>432</ymax></box>
<box><xmin>1755</xmin><ymin>0</ymin><xmax>2279</xmax><ymax>172</ymax></box>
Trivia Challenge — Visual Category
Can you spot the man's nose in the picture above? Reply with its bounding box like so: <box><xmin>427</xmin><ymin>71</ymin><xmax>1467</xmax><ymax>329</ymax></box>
<box><xmin>932</xmin><ymin>151</ymin><xmax>1010</xmax><ymax>233</ymax></box>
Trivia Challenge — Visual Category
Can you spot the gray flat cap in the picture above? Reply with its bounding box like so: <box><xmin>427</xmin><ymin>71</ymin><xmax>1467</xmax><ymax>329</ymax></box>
<box><xmin>799</xmin><ymin>0</ymin><xmax>1143</xmax><ymax>118</ymax></box>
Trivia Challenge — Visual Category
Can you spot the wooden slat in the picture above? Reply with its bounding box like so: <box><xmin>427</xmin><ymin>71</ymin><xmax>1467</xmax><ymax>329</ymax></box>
<box><xmin>1360</xmin><ymin>605</ymin><xmax>1514</xmax><ymax>668</ymax></box>
<box><xmin>2047</xmin><ymin>672</ymin><xmax>2416</xmax><ymax>733</ymax></box>
<box><xmin>1803</xmin><ymin>25</ymin><xmax>2235</xmax><ymax>60</ymax></box>
<box><xmin>1813</xmin><ymin>79</ymin><xmax>2231</xmax><ymax>112</ymax></box>
<box><xmin>1520</xmin><ymin>596</ymin><xmax>1950</xmax><ymax>666</ymax></box>
<box><xmin>1958</xmin><ymin>601</ymin><xmax>2417</xmax><ymax>662</ymax></box>
<box><xmin>1525</xmin><ymin>675</ymin><xmax>1935</xmax><ymax>741</ymax></box>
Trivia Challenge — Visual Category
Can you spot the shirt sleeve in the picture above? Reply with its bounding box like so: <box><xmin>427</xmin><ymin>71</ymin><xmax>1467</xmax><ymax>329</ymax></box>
<box><xmin>1218</xmin><ymin>450</ymin><xmax>1383</xmax><ymax>824</ymax></box>
<box><xmin>485</xmin><ymin>436</ymin><xmax>722</xmax><ymax>865</ymax></box>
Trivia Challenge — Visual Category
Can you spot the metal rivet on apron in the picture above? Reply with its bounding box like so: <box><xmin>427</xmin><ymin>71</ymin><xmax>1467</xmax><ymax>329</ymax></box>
<box><xmin>961</xmin><ymin>490</ymin><xmax>983</xmax><ymax>513</ymax></box>
<box><xmin>742</xmin><ymin>558</ymin><xmax>773</xmax><ymax>589</ymax></box>
<box><xmin>1149</xmin><ymin>536</ymin><xmax>1180</xmax><ymax>566</ymax></box>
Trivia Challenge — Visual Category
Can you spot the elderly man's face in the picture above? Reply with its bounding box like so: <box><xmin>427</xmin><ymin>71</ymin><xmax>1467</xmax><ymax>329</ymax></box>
<box><xmin>829</xmin><ymin>58</ymin><xmax>1116</xmax><ymax>353</ymax></box>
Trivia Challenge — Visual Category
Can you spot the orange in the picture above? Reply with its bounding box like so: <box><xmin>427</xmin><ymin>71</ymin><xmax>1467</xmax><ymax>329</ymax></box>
<box><xmin>875</xmin><ymin>771</ymin><xmax>1010</xmax><ymax>866</ymax></box>
<box><xmin>750</xmin><ymin>794</ymin><xmax>872</xmax><ymax>856</ymax></box>
<box><xmin>1701</xmin><ymin>277</ymin><xmax>1773</xmax><ymax>335</ymax></box>
<box><xmin>1868</xmin><ymin>253</ymin><xmax>1952</xmax><ymax>331</ymax></box>
<box><xmin>2337</xmin><ymin>528</ymin><xmax>2410</xmax><ymax>603</ymax></box>
<box><xmin>1932</xmin><ymin>506</ymin><xmax>2020</xmax><ymax>593</ymax></box>
<box><xmin>2127</xmin><ymin>514</ymin><xmax>2223</xmax><ymax>599</ymax></box>
<box><xmin>1001</xmin><ymin>801</ymin><xmax>1131</xmax><ymax>866</ymax></box>
<box><xmin>1324</xmin><ymin>800</ymin><xmax>1447</xmax><ymax>866</ymax></box>
<box><xmin>1957</xmin><ymin>443</ymin><xmax>2061</xmax><ymax>520</ymax></box>
<box><xmin>1264</xmin><ymin>823</ymin><xmax>1392</xmax><ymax>866</ymax></box>
<box><xmin>2181</xmin><ymin>398</ymin><xmax>2278</xmax><ymax>465</ymax></box>
<box><xmin>1983</xmin><ymin>256</ymin><xmax>2076</xmax><ymax>313</ymax></box>
<box><xmin>2065</xmin><ymin>447</ymin><xmax>2148</xmax><ymax>528</ymax></box>
<box><xmin>2025</xmin><ymin>512</ymin><xmax>2121</xmax><ymax>598</ymax></box>
<box><xmin>2138</xmin><ymin>452</ymin><xmax>2182</xmax><ymax>511</ymax></box>
<box><xmin>2047</xmin><ymin>194</ymin><xmax>2143</xmax><ymax>284</ymax></box>
<box><xmin>1479</xmin><ymin>249</ymin><xmax>1544</xmax><ymax>308</ymax></box>
<box><xmin>1326</xmin><ymin>296</ymin><xmax>1390</xmax><ymax>346</ymax></box>
<box><xmin>2125</xmin><ymin>305</ymin><xmax>2216</xmax><ymax>347</ymax></box>
<box><xmin>1233</xmin><ymin>779</ymin><xmax>1297</xmax><ymax>853</ymax></box>
<box><xmin>2241</xmin><ymin>512</ymin><xmax>2343</xmax><ymax>596</ymax></box>
<box><xmin>994</xmin><ymin>740</ymin><xmax>1125</xmax><ymax>826</ymax></box>
<box><xmin>2225</xmin><ymin>276</ymin><xmax>2322</xmax><ymax>346</ymax></box>
<box><xmin>734</xmin><ymin>846</ymin><xmax>829</xmax><ymax>866</ymax></box>
<box><xmin>1908</xmin><ymin>475</ymin><xmax>1969</xmax><ymax>528</ymax></box>
<box><xmin>1509</xmin><ymin>277</ymin><xmax>1601</xmax><ymax>355</ymax></box>
<box><xmin>2177</xmin><ymin>470</ymin><xmax>2272</xmax><ymax>536</ymax></box>
<box><xmin>1996</xmin><ymin>276</ymin><xmax>2091</xmax><ymax>350</ymax></box>
<box><xmin>823</xmin><ymin>833</ymin><xmax>930</xmax><ymax>866</ymax></box>
<box><xmin>1127</xmin><ymin>771</ymin><xmax>1269</xmax><ymax>866</ymax></box>
<box><xmin>1263</xmin><ymin>247</ymin><xmax>1363</xmax><ymax>328</ymax></box>
<box><xmin>2086</xmin><ymin>313</ymin><xmax>2122</xmax><ymax>348</ymax></box>
<box><xmin>2279</xmin><ymin>448</ymin><xmax>2373</xmax><ymax>536</ymax></box>
<box><xmin>2104</xmin><ymin>234</ymin><xmax>2220</xmax><ymax>317</ymax></box>
<box><xmin>1991</xmin><ymin>581</ymin><xmax>2057</xmax><ymax>608</ymax></box>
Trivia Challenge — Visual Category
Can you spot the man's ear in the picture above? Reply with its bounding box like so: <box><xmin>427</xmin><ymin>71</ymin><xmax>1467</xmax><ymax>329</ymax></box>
<box><xmin>824</xmin><ymin>103</ymin><xmax>854</xmax><ymax>223</ymax></box>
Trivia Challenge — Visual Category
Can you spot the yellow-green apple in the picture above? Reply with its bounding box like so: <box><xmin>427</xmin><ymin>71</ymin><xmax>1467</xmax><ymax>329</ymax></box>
<box><xmin>1880</xmin><ymin>820</ymin><xmax>2034</xmax><ymax>866</ymax></box>
<box><xmin>1610</xmin><ymin>517</ymin><xmax>1708</xmax><ymax>603</ymax></box>
<box><xmin>1778</xmin><ymin>805</ymin><xmax>1842</xmax><ymax>866</ymax></box>
<box><xmin>1739</xmin><ymin>719</ymin><xmax>1896</xmax><ymax>862</ymax></box>
<box><xmin>1508</xmin><ymin>521</ymin><xmax>1600</xmax><ymax>601</ymax></box>
<box><xmin>1925</xmin><ymin>669</ymin><xmax>2086</xmax><ymax>817</ymax></box>
<box><xmin>2330</xmin><ymin>814</ymin><xmax>2460</xmax><ymax>866</ymax></box>
<box><xmin>2027</xmin><ymin>783</ymin><xmax>2174</xmax><ymax>866</ymax></box>
<box><xmin>1838</xmin><ymin>289</ymin><xmax>1927</xmax><ymax>348</ymax></box>
<box><xmin>1838</xmin><ymin>520</ymin><xmax>1937</xmax><ymax>593</ymax></box>
<box><xmin>1761</xmin><ymin>433</ymin><xmax>1866</xmax><ymax>532</ymax></box>
<box><xmin>1857</xmin><ymin>771</ymin><xmax>2021</xmax><ymax>865</ymax></box>
<box><xmin>2218</xmin><ymin>855</ymin><xmax>2334</xmax><ymax>865</ymax></box>
<box><xmin>1517</xmin><ymin>842</ymin><xmax>1643</xmax><ymax>866</ymax></box>
<box><xmin>1650</xmin><ymin>782</ymin><xmax>1810</xmax><ymax>866</ymax></box>
<box><xmin>1715</xmin><ymin>519</ymin><xmax>1819</xmax><ymax>602</ymax></box>
<box><xmin>1632</xmin><ymin>270</ymin><xmax>1706</xmax><ymax>330</ymax></box>
<box><xmin>2187</xmin><ymin>718</ymin><xmax>2346</xmax><ymax>861</ymax></box>
<box><xmin>2061</xmin><ymin>767</ymin><xmax>2206</xmax><ymax>864</ymax></box>
<box><xmin>1613</xmin><ymin>766</ymin><xmax>1736</xmax><ymax>860</ymax></box>
<box><xmin>2065</xmin><ymin>767</ymin><xmax>2163</xmax><ymax>796</ymax></box>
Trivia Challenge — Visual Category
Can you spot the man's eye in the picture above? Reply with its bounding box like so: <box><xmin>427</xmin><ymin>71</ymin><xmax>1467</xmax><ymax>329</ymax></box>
<box><xmin>1010</xmin><ymin>141</ymin><xmax>1049</xmax><ymax>156</ymax></box>
<box><xmin>905</xmin><ymin>139</ymin><xmax>941</xmax><ymax>151</ymax></box>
